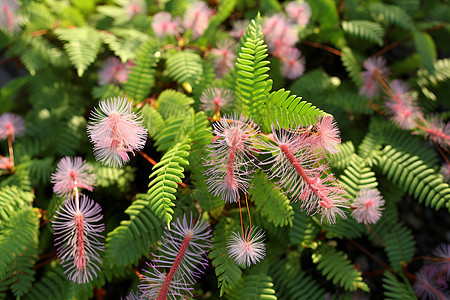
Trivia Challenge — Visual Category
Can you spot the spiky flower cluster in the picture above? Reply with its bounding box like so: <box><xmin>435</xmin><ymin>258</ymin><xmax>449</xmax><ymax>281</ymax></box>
<box><xmin>204</xmin><ymin>114</ymin><xmax>261</xmax><ymax>203</ymax></box>
<box><xmin>0</xmin><ymin>0</ymin><xmax>21</xmax><ymax>34</ymax></box>
<box><xmin>211</xmin><ymin>39</ymin><xmax>237</xmax><ymax>78</ymax></box>
<box><xmin>98</xmin><ymin>56</ymin><xmax>134</xmax><ymax>86</ymax></box>
<box><xmin>199</xmin><ymin>86</ymin><xmax>233</xmax><ymax>115</ymax></box>
<box><xmin>137</xmin><ymin>214</ymin><xmax>212</xmax><ymax>299</ymax></box>
<box><xmin>351</xmin><ymin>188</ymin><xmax>385</xmax><ymax>224</ymax></box>
<box><xmin>0</xmin><ymin>112</ymin><xmax>25</xmax><ymax>141</ymax></box>
<box><xmin>416</xmin><ymin>116</ymin><xmax>450</xmax><ymax>150</ymax></box>
<box><xmin>51</xmin><ymin>157</ymin><xmax>104</xmax><ymax>284</ymax></box>
<box><xmin>182</xmin><ymin>1</ymin><xmax>214</xmax><ymax>39</ymax></box>
<box><xmin>227</xmin><ymin>226</ymin><xmax>265</xmax><ymax>267</ymax></box>
<box><xmin>152</xmin><ymin>11</ymin><xmax>180</xmax><ymax>38</ymax></box>
<box><xmin>385</xmin><ymin>80</ymin><xmax>422</xmax><ymax>130</ymax></box>
<box><xmin>87</xmin><ymin>97</ymin><xmax>148</xmax><ymax>167</ymax></box>
<box><xmin>359</xmin><ymin>56</ymin><xmax>390</xmax><ymax>99</ymax></box>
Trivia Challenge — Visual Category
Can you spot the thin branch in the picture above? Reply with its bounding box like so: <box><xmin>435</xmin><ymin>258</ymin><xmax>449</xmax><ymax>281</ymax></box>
<box><xmin>346</xmin><ymin>237</ymin><xmax>394</xmax><ymax>273</ymax></box>
<box><xmin>303</xmin><ymin>40</ymin><xmax>342</xmax><ymax>56</ymax></box>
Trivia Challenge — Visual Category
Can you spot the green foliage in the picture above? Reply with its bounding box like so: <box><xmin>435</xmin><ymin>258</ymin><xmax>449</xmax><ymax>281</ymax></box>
<box><xmin>289</xmin><ymin>205</ymin><xmax>320</xmax><ymax>247</ymax></box>
<box><xmin>228</xmin><ymin>273</ymin><xmax>277</xmax><ymax>300</ymax></box>
<box><xmin>234</xmin><ymin>14</ymin><xmax>272</xmax><ymax>125</ymax></box>
<box><xmin>166</xmin><ymin>51</ymin><xmax>204</xmax><ymax>88</ymax></box>
<box><xmin>209</xmin><ymin>217</ymin><xmax>242</xmax><ymax>297</ymax></box>
<box><xmin>339</xmin><ymin>158</ymin><xmax>378</xmax><ymax>199</ymax></box>
<box><xmin>413</xmin><ymin>31</ymin><xmax>437</xmax><ymax>74</ymax></box>
<box><xmin>123</xmin><ymin>40</ymin><xmax>161</xmax><ymax>103</ymax></box>
<box><xmin>148</xmin><ymin>140</ymin><xmax>190</xmax><ymax>228</ymax></box>
<box><xmin>140</xmin><ymin>104</ymin><xmax>166</xmax><ymax>140</ymax></box>
<box><xmin>382</xmin><ymin>271</ymin><xmax>417</xmax><ymax>300</ymax></box>
<box><xmin>54</xmin><ymin>27</ymin><xmax>101</xmax><ymax>77</ymax></box>
<box><xmin>101</xmin><ymin>28</ymin><xmax>149</xmax><ymax>63</ymax></box>
<box><xmin>341</xmin><ymin>47</ymin><xmax>363</xmax><ymax>87</ymax></box>
<box><xmin>369</xmin><ymin>3</ymin><xmax>414</xmax><ymax>30</ymax></box>
<box><xmin>342</xmin><ymin>20</ymin><xmax>385</xmax><ymax>46</ymax></box>
<box><xmin>249</xmin><ymin>171</ymin><xmax>294</xmax><ymax>227</ymax></box>
<box><xmin>156</xmin><ymin>89</ymin><xmax>195</xmax><ymax>119</ymax></box>
<box><xmin>312</xmin><ymin>244</ymin><xmax>369</xmax><ymax>292</ymax></box>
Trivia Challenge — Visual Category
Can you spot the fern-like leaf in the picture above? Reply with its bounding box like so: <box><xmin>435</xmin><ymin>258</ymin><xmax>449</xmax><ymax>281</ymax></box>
<box><xmin>378</xmin><ymin>145</ymin><xmax>450</xmax><ymax>210</ymax></box>
<box><xmin>339</xmin><ymin>157</ymin><xmax>378</xmax><ymax>199</ymax></box>
<box><xmin>148</xmin><ymin>140</ymin><xmax>190</xmax><ymax>228</ymax></box>
<box><xmin>329</xmin><ymin>141</ymin><xmax>359</xmax><ymax>171</ymax></box>
<box><xmin>249</xmin><ymin>171</ymin><xmax>294</xmax><ymax>227</ymax></box>
<box><xmin>234</xmin><ymin>13</ymin><xmax>272</xmax><ymax>125</ymax></box>
<box><xmin>165</xmin><ymin>51</ymin><xmax>204</xmax><ymax>88</ymax></box>
<box><xmin>413</xmin><ymin>31</ymin><xmax>437</xmax><ymax>74</ymax></box>
<box><xmin>140</xmin><ymin>104</ymin><xmax>166</xmax><ymax>140</ymax></box>
<box><xmin>382</xmin><ymin>271</ymin><xmax>417</xmax><ymax>300</ymax></box>
<box><xmin>156</xmin><ymin>89</ymin><xmax>195</xmax><ymax>119</ymax></box>
<box><xmin>312</xmin><ymin>244</ymin><xmax>369</xmax><ymax>292</ymax></box>
<box><xmin>341</xmin><ymin>47</ymin><xmax>363</xmax><ymax>87</ymax></box>
<box><xmin>54</xmin><ymin>27</ymin><xmax>101</xmax><ymax>77</ymax></box>
<box><xmin>235</xmin><ymin>274</ymin><xmax>278</xmax><ymax>300</ymax></box>
<box><xmin>369</xmin><ymin>3</ymin><xmax>414</xmax><ymax>30</ymax></box>
<box><xmin>209</xmin><ymin>217</ymin><xmax>242</xmax><ymax>297</ymax></box>
<box><xmin>101</xmin><ymin>28</ymin><xmax>150</xmax><ymax>63</ymax></box>
<box><xmin>342</xmin><ymin>20</ymin><xmax>385</xmax><ymax>46</ymax></box>
<box><xmin>123</xmin><ymin>40</ymin><xmax>161</xmax><ymax>103</ymax></box>
<box><xmin>289</xmin><ymin>205</ymin><xmax>321</xmax><ymax>247</ymax></box>
<box><xmin>383</xmin><ymin>221</ymin><xmax>415</xmax><ymax>271</ymax></box>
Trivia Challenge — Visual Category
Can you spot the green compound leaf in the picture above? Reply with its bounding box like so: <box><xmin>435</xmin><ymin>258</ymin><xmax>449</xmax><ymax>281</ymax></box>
<box><xmin>342</xmin><ymin>20</ymin><xmax>385</xmax><ymax>46</ymax></box>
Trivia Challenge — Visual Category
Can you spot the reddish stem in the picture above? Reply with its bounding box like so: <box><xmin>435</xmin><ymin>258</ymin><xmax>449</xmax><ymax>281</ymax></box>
<box><xmin>345</xmin><ymin>237</ymin><xmax>394</xmax><ymax>273</ymax></box>
<box><xmin>138</xmin><ymin>150</ymin><xmax>157</xmax><ymax>166</ymax></box>
<box><xmin>303</xmin><ymin>40</ymin><xmax>342</xmax><ymax>57</ymax></box>
<box><xmin>7</xmin><ymin>134</ymin><xmax>14</xmax><ymax>166</ymax></box>
<box><xmin>157</xmin><ymin>234</ymin><xmax>192</xmax><ymax>300</ymax></box>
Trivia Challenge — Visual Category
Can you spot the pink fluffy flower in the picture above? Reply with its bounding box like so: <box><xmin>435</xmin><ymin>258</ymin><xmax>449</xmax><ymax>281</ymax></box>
<box><xmin>203</xmin><ymin>114</ymin><xmax>261</xmax><ymax>203</ymax></box>
<box><xmin>52</xmin><ymin>195</ymin><xmax>104</xmax><ymax>284</ymax></box>
<box><xmin>359</xmin><ymin>56</ymin><xmax>389</xmax><ymax>99</ymax></box>
<box><xmin>285</xmin><ymin>1</ymin><xmax>312</xmax><ymax>26</ymax></box>
<box><xmin>281</xmin><ymin>47</ymin><xmax>305</xmax><ymax>79</ymax></box>
<box><xmin>98</xmin><ymin>57</ymin><xmax>134</xmax><ymax>86</ymax></box>
<box><xmin>138</xmin><ymin>214</ymin><xmax>211</xmax><ymax>299</ymax></box>
<box><xmin>414</xmin><ymin>265</ymin><xmax>449</xmax><ymax>300</ymax></box>
<box><xmin>183</xmin><ymin>1</ymin><xmax>214</xmax><ymax>39</ymax></box>
<box><xmin>0</xmin><ymin>112</ymin><xmax>25</xmax><ymax>141</ymax></box>
<box><xmin>87</xmin><ymin>97</ymin><xmax>148</xmax><ymax>168</ymax></box>
<box><xmin>0</xmin><ymin>0</ymin><xmax>20</xmax><ymax>34</ymax></box>
<box><xmin>199</xmin><ymin>87</ymin><xmax>233</xmax><ymax>114</ymax></box>
<box><xmin>417</xmin><ymin>116</ymin><xmax>450</xmax><ymax>150</ymax></box>
<box><xmin>351</xmin><ymin>189</ymin><xmax>385</xmax><ymax>224</ymax></box>
<box><xmin>125</xmin><ymin>0</ymin><xmax>146</xmax><ymax>17</ymax></box>
<box><xmin>51</xmin><ymin>157</ymin><xmax>95</xmax><ymax>198</ymax></box>
<box><xmin>263</xmin><ymin>14</ymin><xmax>298</xmax><ymax>58</ymax></box>
<box><xmin>227</xmin><ymin>226</ymin><xmax>265</xmax><ymax>267</ymax></box>
<box><xmin>230</xmin><ymin>19</ymin><xmax>249</xmax><ymax>39</ymax></box>
<box><xmin>310</xmin><ymin>115</ymin><xmax>341</xmax><ymax>155</ymax></box>
<box><xmin>385</xmin><ymin>80</ymin><xmax>422</xmax><ymax>130</ymax></box>
<box><xmin>152</xmin><ymin>11</ymin><xmax>180</xmax><ymax>38</ymax></box>
<box><xmin>0</xmin><ymin>156</ymin><xmax>12</xmax><ymax>170</ymax></box>
<box><xmin>211</xmin><ymin>39</ymin><xmax>237</xmax><ymax>78</ymax></box>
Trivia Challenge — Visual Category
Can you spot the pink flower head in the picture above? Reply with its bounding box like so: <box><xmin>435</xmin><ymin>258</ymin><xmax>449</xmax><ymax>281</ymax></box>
<box><xmin>138</xmin><ymin>214</ymin><xmax>211</xmax><ymax>299</ymax></box>
<box><xmin>414</xmin><ymin>265</ymin><xmax>449</xmax><ymax>300</ymax></box>
<box><xmin>0</xmin><ymin>0</ymin><xmax>20</xmax><ymax>34</ymax></box>
<box><xmin>385</xmin><ymin>80</ymin><xmax>422</xmax><ymax>129</ymax></box>
<box><xmin>0</xmin><ymin>112</ymin><xmax>25</xmax><ymax>141</ymax></box>
<box><xmin>263</xmin><ymin>14</ymin><xmax>298</xmax><ymax>58</ymax></box>
<box><xmin>280</xmin><ymin>47</ymin><xmax>305</xmax><ymax>80</ymax></box>
<box><xmin>227</xmin><ymin>226</ymin><xmax>266</xmax><ymax>267</ymax></box>
<box><xmin>152</xmin><ymin>11</ymin><xmax>180</xmax><ymax>38</ymax></box>
<box><xmin>351</xmin><ymin>188</ymin><xmax>385</xmax><ymax>224</ymax></box>
<box><xmin>0</xmin><ymin>156</ymin><xmax>12</xmax><ymax>170</ymax></box>
<box><xmin>199</xmin><ymin>87</ymin><xmax>233</xmax><ymax>113</ymax></box>
<box><xmin>432</xmin><ymin>244</ymin><xmax>450</xmax><ymax>270</ymax></box>
<box><xmin>51</xmin><ymin>157</ymin><xmax>95</xmax><ymax>198</ymax></box>
<box><xmin>211</xmin><ymin>39</ymin><xmax>237</xmax><ymax>78</ymax></box>
<box><xmin>203</xmin><ymin>114</ymin><xmax>261</xmax><ymax>203</ymax></box>
<box><xmin>310</xmin><ymin>115</ymin><xmax>341</xmax><ymax>155</ymax></box>
<box><xmin>52</xmin><ymin>195</ymin><xmax>104</xmax><ymax>284</ymax></box>
<box><xmin>285</xmin><ymin>1</ymin><xmax>312</xmax><ymax>26</ymax></box>
<box><xmin>359</xmin><ymin>56</ymin><xmax>390</xmax><ymax>99</ymax></box>
<box><xmin>183</xmin><ymin>1</ymin><xmax>214</xmax><ymax>40</ymax></box>
<box><xmin>262</xmin><ymin>122</ymin><xmax>348</xmax><ymax>223</ymax></box>
<box><xmin>442</xmin><ymin>163</ymin><xmax>450</xmax><ymax>182</ymax></box>
<box><xmin>87</xmin><ymin>97</ymin><xmax>148</xmax><ymax>168</ymax></box>
<box><xmin>98</xmin><ymin>56</ymin><xmax>134</xmax><ymax>86</ymax></box>
<box><xmin>125</xmin><ymin>0</ymin><xmax>146</xmax><ymax>17</ymax></box>
<box><xmin>416</xmin><ymin>116</ymin><xmax>450</xmax><ymax>150</ymax></box>
<box><xmin>230</xmin><ymin>19</ymin><xmax>249</xmax><ymax>39</ymax></box>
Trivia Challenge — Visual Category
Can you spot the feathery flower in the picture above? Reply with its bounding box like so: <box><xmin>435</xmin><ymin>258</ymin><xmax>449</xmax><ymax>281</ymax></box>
<box><xmin>310</xmin><ymin>115</ymin><xmax>341</xmax><ymax>155</ymax></box>
<box><xmin>442</xmin><ymin>163</ymin><xmax>450</xmax><ymax>182</ymax></box>
<box><xmin>351</xmin><ymin>189</ymin><xmax>384</xmax><ymax>224</ymax></box>
<box><xmin>0</xmin><ymin>112</ymin><xmax>25</xmax><ymax>141</ymax></box>
<box><xmin>414</xmin><ymin>265</ymin><xmax>449</xmax><ymax>300</ymax></box>
<box><xmin>125</xmin><ymin>0</ymin><xmax>146</xmax><ymax>17</ymax></box>
<box><xmin>0</xmin><ymin>0</ymin><xmax>20</xmax><ymax>34</ymax></box>
<box><xmin>385</xmin><ymin>80</ymin><xmax>422</xmax><ymax>130</ymax></box>
<box><xmin>432</xmin><ymin>244</ymin><xmax>450</xmax><ymax>271</ymax></box>
<box><xmin>285</xmin><ymin>1</ymin><xmax>312</xmax><ymax>26</ymax></box>
<box><xmin>359</xmin><ymin>56</ymin><xmax>389</xmax><ymax>99</ymax></box>
<box><xmin>87</xmin><ymin>97</ymin><xmax>148</xmax><ymax>168</ymax></box>
<box><xmin>230</xmin><ymin>19</ymin><xmax>249</xmax><ymax>39</ymax></box>
<box><xmin>183</xmin><ymin>1</ymin><xmax>214</xmax><ymax>39</ymax></box>
<box><xmin>152</xmin><ymin>11</ymin><xmax>180</xmax><ymax>38</ymax></box>
<box><xmin>227</xmin><ymin>226</ymin><xmax>266</xmax><ymax>267</ymax></box>
<box><xmin>138</xmin><ymin>214</ymin><xmax>211</xmax><ymax>300</ymax></box>
<box><xmin>52</xmin><ymin>195</ymin><xmax>104</xmax><ymax>284</ymax></box>
<box><xmin>262</xmin><ymin>122</ymin><xmax>348</xmax><ymax>223</ymax></box>
<box><xmin>51</xmin><ymin>157</ymin><xmax>95</xmax><ymax>198</ymax></box>
<box><xmin>0</xmin><ymin>156</ymin><xmax>12</xmax><ymax>170</ymax></box>
<box><xmin>280</xmin><ymin>47</ymin><xmax>305</xmax><ymax>80</ymax></box>
<box><xmin>204</xmin><ymin>114</ymin><xmax>261</xmax><ymax>203</ymax></box>
<box><xmin>416</xmin><ymin>116</ymin><xmax>450</xmax><ymax>149</ymax></box>
<box><xmin>98</xmin><ymin>56</ymin><xmax>134</xmax><ymax>86</ymax></box>
<box><xmin>211</xmin><ymin>39</ymin><xmax>237</xmax><ymax>78</ymax></box>
<box><xmin>199</xmin><ymin>87</ymin><xmax>233</xmax><ymax>114</ymax></box>
<box><xmin>263</xmin><ymin>14</ymin><xmax>298</xmax><ymax>58</ymax></box>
